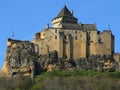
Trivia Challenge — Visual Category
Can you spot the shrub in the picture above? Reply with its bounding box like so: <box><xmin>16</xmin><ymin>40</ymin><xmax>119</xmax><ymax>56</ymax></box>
<box><xmin>0</xmin><ymin>75</ymin><xmax>34</xmax><ymax>90</ymax></box>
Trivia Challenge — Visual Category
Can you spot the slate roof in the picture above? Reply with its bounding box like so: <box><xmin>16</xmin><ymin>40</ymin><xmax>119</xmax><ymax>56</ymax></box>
<box><xmin>57</xmin><ymin>5</ymin><xmax>73</xmax><ymax>17</ymax></box>
<box><xmin>82</xmin><ymin>24</ymin><xmax>97</xmax><ymax>31</ymax></box>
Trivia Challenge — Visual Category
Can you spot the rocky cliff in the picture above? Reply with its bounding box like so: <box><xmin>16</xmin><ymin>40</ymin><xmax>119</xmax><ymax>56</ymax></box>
<box><xmin>2</xmin><ymin>39</ymin><xmax>37</xmax><ymax>77</ymax></box>
<box><xmin>1</xmin><ymin>38</ymin><xmax>60</xmax><ymax>77</ymax></box>
<box><xmin>1</xmin><ymin>38</ymin><xmax>117</xmax><ymax>77</ymax></box>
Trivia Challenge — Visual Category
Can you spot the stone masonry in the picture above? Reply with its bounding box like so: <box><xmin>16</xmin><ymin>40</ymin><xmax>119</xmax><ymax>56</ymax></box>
<box><xmin>33</xmin><ymin>5</ymin><xmax>114</xmax><ymax>60</ymax></box>
<box><xmin>1</xmin><ymin>5</ymin><xmax>120</xmax><ymax>77</ymax></box>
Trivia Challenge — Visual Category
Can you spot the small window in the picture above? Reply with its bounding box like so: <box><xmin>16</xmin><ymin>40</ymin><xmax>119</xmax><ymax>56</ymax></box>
<box><xmin>97</xmin><ymin>31</ymin><xmax>100</xmax><ymax>34</ymax></box>
<box><xmin>75</xmin><ymin>36</ymin><xmax>77</xmax><ymax>40</ymax></box>
<box><xmin>55</xmin><ymin>29</ymin><xmax>57</xmax><ymax>33</ymax></box>
<box><xmin>75</xmin><ymin>31</ymin><xmax>77</xmax><ymax>34</ymax></box>
<box><xmin>64</xmin><ymin>35</ymin><xmax>66</xmax><ymax>39</ymax></box>
<box><xmin>55</xmin><ymin>35</ymin><xmax>57</xmax><ymax>39</ymax></box>
<box><xmin>90</xmin><ymin>41</ymin><xmax>93</xmax><ymax>43</ymax></box>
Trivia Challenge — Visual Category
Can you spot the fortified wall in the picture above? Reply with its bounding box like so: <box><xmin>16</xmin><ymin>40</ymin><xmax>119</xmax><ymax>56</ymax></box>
<box><xmin>32</xmin><ymin>6</ymin><xmax>114</xmax><ymax>60</ymax></box>
<box><xmin>1</xmin><ymin>6</ymin><xmax>120</xmax><ymax>77</ymax></box>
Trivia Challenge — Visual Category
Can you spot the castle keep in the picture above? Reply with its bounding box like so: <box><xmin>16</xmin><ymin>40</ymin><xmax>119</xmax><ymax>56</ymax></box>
<box><xmin>33</xmin><ymin>6</ymin><xmax>114</xmax><ymax>59</ymax></box>
<box><xmin>2</xmin><ymin>6</ymin><xmax>119</xmax><ymax>77</ymax></box>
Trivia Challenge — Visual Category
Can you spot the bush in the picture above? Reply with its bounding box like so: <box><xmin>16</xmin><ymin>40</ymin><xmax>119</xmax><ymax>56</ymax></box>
<box><xmin>107</xmin><ymin>71</ymin><xmax>120</xmax><ymax>78</ymax></box>
<box><xmin>40</xmin><ymin>70</ymin><xmax>104</xmax><ymax>78</ymax></box>
<box><xmin>0</xmin><ymin>75</ymin><xmax>34</xmax><ymax>90</ymax></box>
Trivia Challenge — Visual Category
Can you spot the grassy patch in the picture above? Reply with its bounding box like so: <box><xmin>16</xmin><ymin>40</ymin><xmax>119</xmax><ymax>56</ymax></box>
<box><xmin>39</xmin><ymin>70</ymin><xmax>105</xmax><ymax>77</ymax></box>
<box><xmin>33</xmin><ymin>70</ymin><xmax>120</xmax><ymax>90</ymax></box>
<box><xmin>1</xmin><ymin>70</ymin><xmax>120</xmax><ymax>90</ymax></box>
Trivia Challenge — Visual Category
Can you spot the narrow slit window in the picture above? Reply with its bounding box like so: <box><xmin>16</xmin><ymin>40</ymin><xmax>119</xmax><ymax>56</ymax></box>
<box><xmin>55</xmin><ymin>35</ymin><xmax>57</xmax><ymax>39</ymax></box>
<box><xmin>75</xmin><ymin>36</ymin><xmax>77</xmax><ymax>40</ymax></box>
<box><xmin>75</xmin><ymin>31</ymin><xmax>77</xmax><ymax>34</ymax></box>
<box><xmin>55</xmin><ymin>29</ymin><xmax>57</xmax><ymax>33</ymax></box>
<box><xmin>64</xmin><ymin>35</ymin><xmax>66</xmax><ymax>39</ymax></box>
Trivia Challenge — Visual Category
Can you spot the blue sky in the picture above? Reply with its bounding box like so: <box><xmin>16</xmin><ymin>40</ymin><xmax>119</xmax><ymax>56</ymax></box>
<box><xmin>0</xmin><ymin>0</ymin><xmax>120</xmax><ymax>68</ymax></box>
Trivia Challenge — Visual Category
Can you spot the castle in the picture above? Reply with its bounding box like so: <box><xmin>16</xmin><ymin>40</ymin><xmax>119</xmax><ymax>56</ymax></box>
<box><xmin>1</xmin><ymin>6</ymin><xmax>120</xmax><ymax>77</ymax></box>
<box><xmin>33</xmin><ymin>5</ymin><xmax>114</xmax><ymax>59</ymax></box>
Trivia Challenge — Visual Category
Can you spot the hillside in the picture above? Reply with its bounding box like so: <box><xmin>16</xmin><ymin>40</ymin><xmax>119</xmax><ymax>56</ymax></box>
<box><xmin>0</xmin><ymin>70</ymin><xmax>120</xmax><ymax>90</ymax></box>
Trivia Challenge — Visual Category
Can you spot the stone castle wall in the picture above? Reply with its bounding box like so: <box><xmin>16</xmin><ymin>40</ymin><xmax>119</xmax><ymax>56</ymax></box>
<box><xmin>2</xmin><ymin>38</ymin><xmax>117</xmax><ymax>77</ymax></box>
<box><xmin>33</xmin><ymin>28</ymin><xmax>114</xmax><ymax>60</ymax></box>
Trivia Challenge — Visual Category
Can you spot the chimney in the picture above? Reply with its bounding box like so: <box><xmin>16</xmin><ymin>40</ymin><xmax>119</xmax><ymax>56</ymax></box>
<box><xmin>71</xmin><ymin>10</ymin><xmax>74</xmax><ymax>15</ymax></box>
<box><xmin>46</xmin><ymin>24</ymin><xmax>49</xmax><ymax>29</ymax></box>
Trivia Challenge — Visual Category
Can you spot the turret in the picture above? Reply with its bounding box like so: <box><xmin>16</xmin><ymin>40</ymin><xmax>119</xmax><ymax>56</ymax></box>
<box><xmin>52</xmin><ymin>5</ymin><xmax>78</xmax><ymax>28</ymax></box>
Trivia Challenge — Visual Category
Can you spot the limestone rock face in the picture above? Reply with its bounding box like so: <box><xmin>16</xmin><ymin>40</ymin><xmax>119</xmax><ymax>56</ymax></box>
<box><xmin>35</xmin><ymin>50</ymin><xmax>59</xmax><ymax>74</ymax></box>
<box><xmin>2</xmin><ymin>39</ymin><xmax>37</xmax><ymax>77</ymax></box>
<box><xmin>2</xmin><ymin>39</ymin><xmax>60</xmax><ymax>77</ymax></box>
<box><xmin>75</xmin><ymin>55</ymin><xmax>117</xmax><ymax>71</ymax></box>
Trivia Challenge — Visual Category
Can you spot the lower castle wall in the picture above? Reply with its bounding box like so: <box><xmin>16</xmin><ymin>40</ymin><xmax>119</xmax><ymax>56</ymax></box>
<box><xmin>33</xmin><ymin>29</ymin><xmax>114</xmax><ymax>60</ymax></box>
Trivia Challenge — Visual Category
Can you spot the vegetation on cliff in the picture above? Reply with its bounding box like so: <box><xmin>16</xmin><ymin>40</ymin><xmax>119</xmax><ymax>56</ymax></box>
<box><xmin>0</xmin><ymin>70</ymin><xmax>120</xmax><ymax>90</ymax></box>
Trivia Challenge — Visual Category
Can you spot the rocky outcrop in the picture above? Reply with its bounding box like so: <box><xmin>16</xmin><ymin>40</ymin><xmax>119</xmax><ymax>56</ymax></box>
<box><xmin>35</xmin><ymin>50</ymin><xmax>59</xmax><ymax>74</ymax></box>
<box><xmin>2</xmin><ymin>38</ymin><xmax>37</xmax><ymax>77</ymax></box>
<box><xmin>1</xmin><ymin>39</ymin><xmax>117</xmax><ymax>77</ymax></box>
<box><xmin>75</xmin><ymin>55</ymin><xmax>116</xmax><ymax>72</ymax></box>
<box><xmin>2</xmin><ymin>39</ymin><xmax>60</xmax><ymax>77</ymax></box>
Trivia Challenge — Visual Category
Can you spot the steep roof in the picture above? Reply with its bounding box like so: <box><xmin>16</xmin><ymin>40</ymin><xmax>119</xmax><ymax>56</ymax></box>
<box><xmin>57</xmin><ymin>5</ymin><xmax>73</xmax><ymax>17</ymax></box>
<box><xmin>52</xmin><ymin>5</ymin><xmax>78</xmax><ymax>24</ymax></box>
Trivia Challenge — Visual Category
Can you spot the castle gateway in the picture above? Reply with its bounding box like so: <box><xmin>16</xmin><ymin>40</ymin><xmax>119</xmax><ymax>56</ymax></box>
<box><xmin>33</xmin><ymin>5</ymin><xmax>114</xmax><ymax>60</ymax></box>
